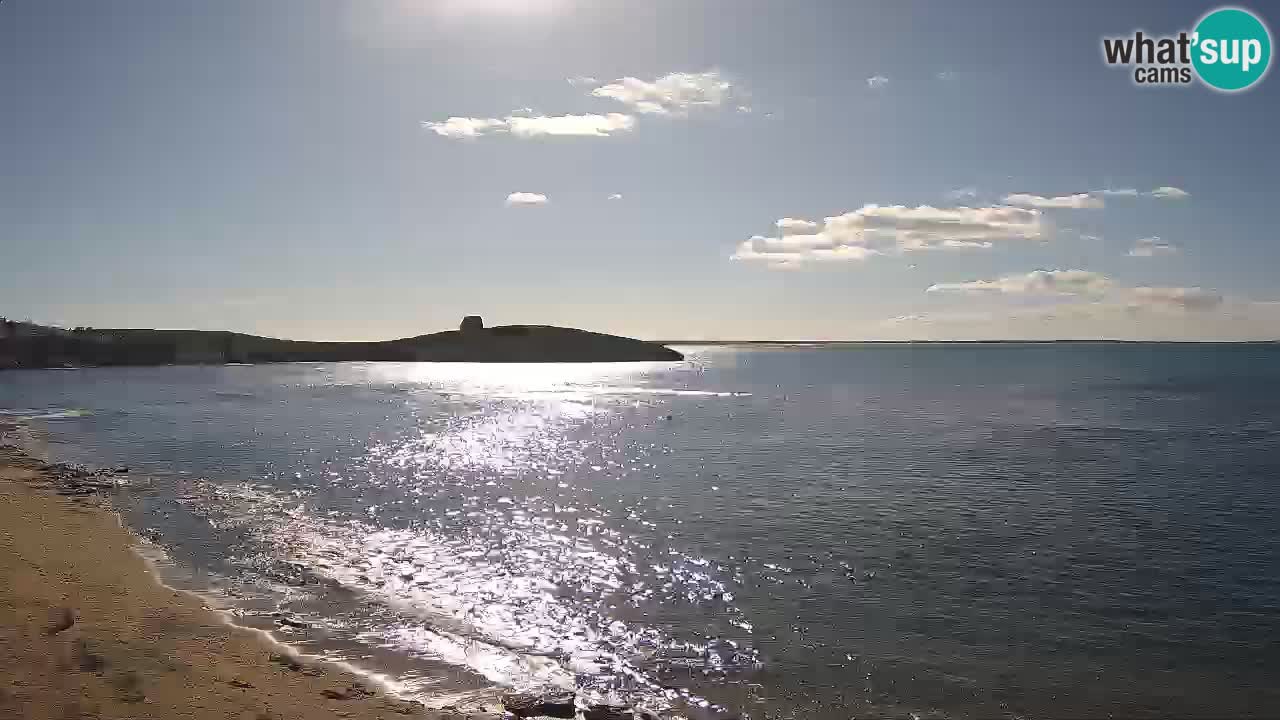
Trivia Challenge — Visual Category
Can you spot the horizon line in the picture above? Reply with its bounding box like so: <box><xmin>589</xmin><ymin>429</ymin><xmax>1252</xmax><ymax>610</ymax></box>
<box><xmin>657</xmin><ymin>339</ymin><xmax>1280</xmax><ymax>345</ymax></box>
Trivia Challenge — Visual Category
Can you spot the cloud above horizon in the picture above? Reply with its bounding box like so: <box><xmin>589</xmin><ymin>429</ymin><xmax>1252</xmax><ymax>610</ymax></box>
<box><xmin>1003</xmin><ymin>193</ymin><xmax>1105</xmax><ymax>209</ymax></box>
<box><xmin>1130</xmin><ymin>285</ymin><xmax>1221</xmax><ymax>310</ymax></box>
<box><xmin>1128</xmin><ymin>236</ymin><xmax>1178</xmax><ymax>257</ymax></box>
<box><xmin>732</xmin><ymin>204</ymin><xmax>1045</xmax><ymax>268</ymax></box>
<box><xmin>425</xmin><ymin>70</ymin><xmax>740</xmax><ymax>141</ymax></box>
<box><xmin>881</xmin><ymin>270</ymin><xmax>1253</xmax><ymax>340</ymax></box>
<box><xmin>590</xmin><ymin>71</ymin><xmax>736</xmax><ymax>115</ymax></box>
<box><xmin>944</xmin><ymin>187</ymin><xmax>978</xmax><ymax>201</ymax></box>
<box><xmin>1095</xmin><ymin>186</ymin><xmax>1191</xmax><ymax>199</ymax></box>
<box><xmin>424</xmin><ymin>113</ymin><xmax>636</xmax><ymax>139</ymax></box>
<box><xmin>925</xmin><ymin>269</ymin><xmax>1223</xmax><ymax>312</ymax></box>
<box><xmin>879</xmin><ymin>296</ymin><xmax>1269</xmax><ymax>340</ymax></box>
<box><xmin>505</xmin><ymin>192</ymin><xmax>548</xmax><ymax>206</ymax></box>
<box><xmin>928</xmin><ymin>269</ymin><xmax>1112</xmax><ymax>296</ymax></box>
<box><xmin>1150</xmin><ymin>186</ymin><xmax>1190</xmax><ymax>199</ymax></box>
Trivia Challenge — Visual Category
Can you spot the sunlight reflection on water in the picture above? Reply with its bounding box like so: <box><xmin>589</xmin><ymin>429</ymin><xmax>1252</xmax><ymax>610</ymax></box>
<box><xmin>187</xmin><ymin>359</ymin><xmax>752</xmax><ymax>716</ymax></box>
<box><xmin>18</xmin><ymin>347</ymin><xmax>1274</xmax><ymax>718</ymax></box>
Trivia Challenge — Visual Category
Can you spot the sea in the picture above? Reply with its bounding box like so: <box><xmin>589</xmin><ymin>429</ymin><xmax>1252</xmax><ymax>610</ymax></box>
<box><xmin>3</xmin><ymin>344</ymin><xmax>1279</xmax><ymax>719</ymax></box>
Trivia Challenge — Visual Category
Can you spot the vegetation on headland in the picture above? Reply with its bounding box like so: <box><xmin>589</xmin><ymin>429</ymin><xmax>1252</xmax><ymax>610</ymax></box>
<box><xmin>0</xmin><ymin>317</ymin><xmax>683</xmax><ymax>369</ymax></box>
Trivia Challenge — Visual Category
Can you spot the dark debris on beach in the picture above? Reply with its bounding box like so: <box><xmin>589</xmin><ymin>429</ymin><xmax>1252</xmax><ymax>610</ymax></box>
<box><xmin>41</xmin><ymin>461</ymin><xmax>131</xmax><ymax>497</ymax></box>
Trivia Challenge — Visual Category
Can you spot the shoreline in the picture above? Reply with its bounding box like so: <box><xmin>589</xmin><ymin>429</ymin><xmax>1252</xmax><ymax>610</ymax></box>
<box><xmin>0</xmin><ymin>436</ymin><xmax>500</xmax><ymax>720</ymax></box>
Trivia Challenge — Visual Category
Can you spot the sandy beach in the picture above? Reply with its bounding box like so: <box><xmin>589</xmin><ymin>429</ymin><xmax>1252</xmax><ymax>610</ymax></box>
<box><xmin>0</xmin><ymin>439</ymin><xmax>499</xmax><ymax>720</ymax></box>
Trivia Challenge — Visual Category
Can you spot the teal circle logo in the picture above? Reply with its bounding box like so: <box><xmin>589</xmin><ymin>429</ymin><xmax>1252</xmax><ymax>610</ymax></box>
<box><xmin>1192</xmin><ymin>7</ymin><xmax>1272</xmax><ymax>91</ymax></box>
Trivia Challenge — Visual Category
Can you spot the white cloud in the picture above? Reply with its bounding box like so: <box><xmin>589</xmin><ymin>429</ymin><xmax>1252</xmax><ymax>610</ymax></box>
<box><xmin>422</xmin><ymin>116</ymin><xmax>509</xmax><ymax>139</ymax></box>
<box><xmin>831</xmin><ymin>205</ymin><xmax>1044</xmax><ymax>248</ymax></box>
<box><xmin>1093</xmin><ymin>186</ymin><xmax>1189</xmax><ymax>199</ymax></box>
<box><xmin>1002</xmin><ymin>193</ymin><xmax>1104</xmax><ymax>209</ymax></box>
<box><xmin>921</xmin><ymin>268</ymin><xmax>1225</xmax><ymax>316</ymax></box>
<box><xmin>732</xmin><ymin>204</ymin><xmax>1045</xmax><ymax>268</ymax></box>
<box><xmin>936</xmin><ymin>70</ymin><xmax>956</xmax><ymax>81</ymax></box>
<box><xmin>944</xmin><ymin>187</ymin><xmax>978</xmax><ymax>201</ymax></box>
<box><xmin>423</xmin><ymin>112</ymin><xmax>635</xmax><ymax>139</ymax></box>
<box><xmin>1130</xmin><ymin>286</ymin><xmax>1221</xmax><ymax>310</ymax></box>
<box><xmin>928</xmin><ymin>269</ymin><xmax>1112</xmax><ymax>296</ymax></box>
<box><xmin>775</xmin><ymin>217</ymin><xmax>820</xmax><ymax>233</ymax></box>
<box><xmin>940</xmin><ymin>239</ymin><xmax>994</xmax><ymax>249</ymax></box>
<box><xmin>1128</xmin><ymin>236</ymin><xmax>1178</xmax><ymax>257</ymax></box>
<box><xmin>925</xmin><ymin>271</ymin><xmax>1220</xmax><ymax>310</ymax></box>
<box><xmin>505</xmin><ymin>192</ymin><xmax>548</xmax><ymax>206</ymax></box>
<box><xmin>1061</xmin><ymin>229</ymin><xmax>1102</xmax><ymax>241</ymax></box>
<box><xmin>1150</xmin><ymin>186</ymin><xmax>1190</xmax><ymax>199</ymax></box>
<box><xmin>428</xmin><ymin>70</ymin><xmax>740</xmax><ymax>145</ymax></box>
<box><xmin>806</xmin><ymin>246</ymin><xmax>881</xmax><ymax>263</ymax></box>
<box><xmin>882</xmin><ymin>309</ymin><xmax>999</xmax><ymax>328</ymax></box>
<box><xmin>733</xmin><ymin>238</ymin><xmax>879</xmax><ymax>268</ymax></box>
<box><xmin>866</xmin><ymin>75</ymin><xmax>890</xmax><ymax>89</ymax></box>
<box><xmin>607</xmin><ymin>193</ymin><xmax>623</xmax><ymax>200</ymax></box>
<box><xmin>881</xmin><ymin>283</ymin><xmax>1276</xmax><ymax>340</ymax></box>
<box><xmin>507</xmin><ymin>113</ymin><xmax>635</xmax><ymax>137</ymax></box>
<box><xmin>590</xmin><ymin>71</ymin><xmax>734</xmax><ymax>115</ymax></box>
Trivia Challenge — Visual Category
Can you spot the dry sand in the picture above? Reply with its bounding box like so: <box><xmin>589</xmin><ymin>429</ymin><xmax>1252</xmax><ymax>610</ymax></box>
<box><xmin>0</xmin><ymin>444</ymin><xmax>501</xmax><ymax>720</ymax></box>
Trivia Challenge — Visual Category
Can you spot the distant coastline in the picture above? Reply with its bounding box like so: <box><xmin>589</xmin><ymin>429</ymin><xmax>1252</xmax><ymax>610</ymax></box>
<box><xmin>662</xmin><ymin>339</ymin><xmax>1280</xmax><ymax>345</ymax></box>
<box><xmin>6</xmin><ymin>314</ymin><xmax>1277</xmax><ymax>370</ymax></box>
<box><xmin>0</xmin><ymin>316</ymin><xmax>683</xmax><ymax>369</ymax></box>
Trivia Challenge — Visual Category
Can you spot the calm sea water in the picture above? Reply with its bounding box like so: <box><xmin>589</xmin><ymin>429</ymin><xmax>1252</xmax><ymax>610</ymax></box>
<box><xmin>4</xmin><ymin>345</ymin><xmax>1280</xmax><ymax>719</ymax></box>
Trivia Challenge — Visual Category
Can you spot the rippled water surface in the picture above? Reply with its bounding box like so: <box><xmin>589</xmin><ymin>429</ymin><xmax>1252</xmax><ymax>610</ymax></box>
<box><xmin>4</xmin><ymin>345</ymin><xmax>1280</xmax><ymax>718</ymax></box>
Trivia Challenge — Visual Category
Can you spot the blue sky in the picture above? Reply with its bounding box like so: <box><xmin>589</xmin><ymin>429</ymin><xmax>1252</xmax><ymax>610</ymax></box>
<box><xmin>2</xmin><ymin>0</ymin><xmax>1278</xmax><ymax>340</ymax></box>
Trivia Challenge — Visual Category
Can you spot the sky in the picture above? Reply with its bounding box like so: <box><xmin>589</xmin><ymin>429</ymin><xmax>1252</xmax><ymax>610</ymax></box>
<box><xmin>2</xmin><ymin>0</ymin><xmax>1279</xmax><ymax>341</ymax></box>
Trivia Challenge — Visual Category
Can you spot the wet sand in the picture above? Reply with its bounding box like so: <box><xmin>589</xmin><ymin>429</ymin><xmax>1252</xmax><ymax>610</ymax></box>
<box><xmin>0</xmin><ymin>442</ymin><xmax>500</xmax><ymax>720</ymax></box>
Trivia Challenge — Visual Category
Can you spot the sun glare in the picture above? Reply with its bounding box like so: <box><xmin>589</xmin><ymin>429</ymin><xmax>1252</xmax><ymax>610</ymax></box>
<box><xmin>429</xmin><ymin>0</ymin><xmax>567</xmax><ymax>18</ymax></box>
